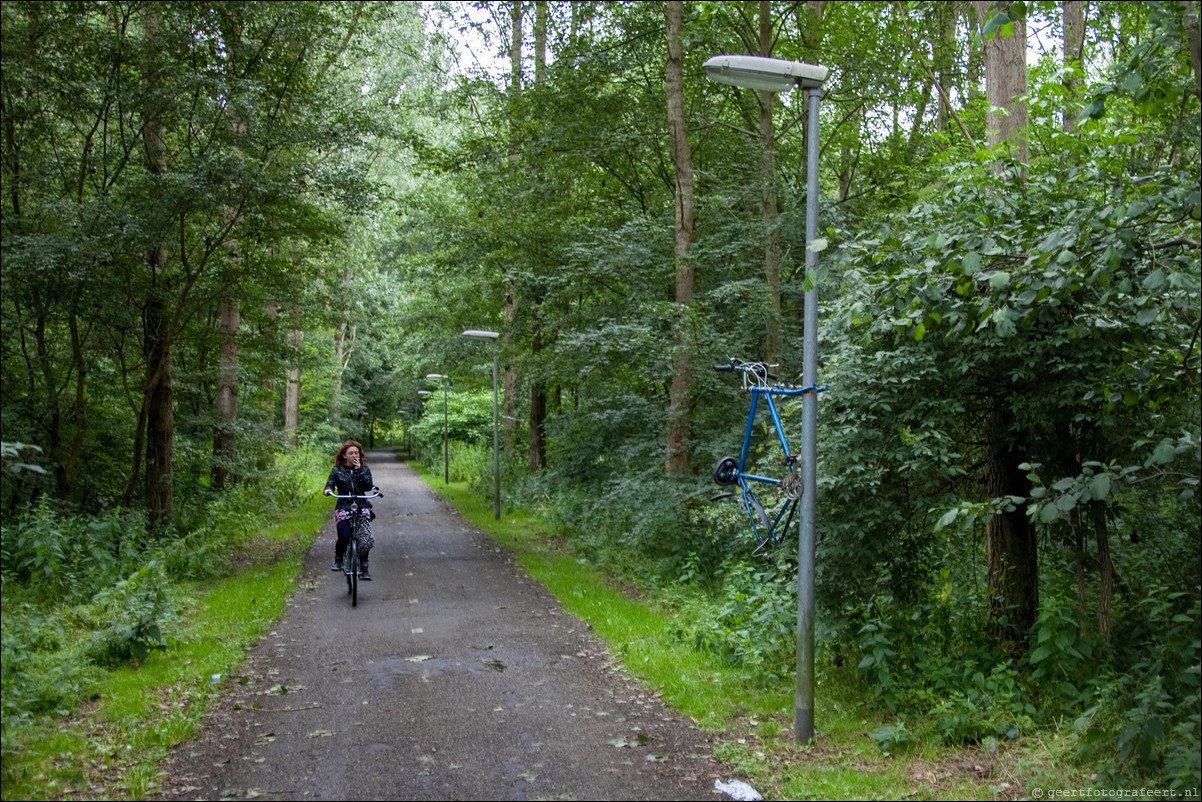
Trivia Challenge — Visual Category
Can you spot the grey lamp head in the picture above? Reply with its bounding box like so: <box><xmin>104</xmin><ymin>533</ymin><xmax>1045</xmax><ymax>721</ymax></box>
<box><xmin>703</xmin><ymin>55</ymin><xmax>828</xmax><ymax>92</ymax></box>
<box><xmin>462</xmin><ymin>329</ymin><xmax>500</xmax><ymax>341</ymax></box>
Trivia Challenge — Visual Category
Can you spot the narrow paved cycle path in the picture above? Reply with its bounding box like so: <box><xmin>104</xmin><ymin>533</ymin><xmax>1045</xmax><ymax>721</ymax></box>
<box><xmin>156</xmin><ymin>452</ymin><xmax>726</xmax><ymax>801</ymax></box>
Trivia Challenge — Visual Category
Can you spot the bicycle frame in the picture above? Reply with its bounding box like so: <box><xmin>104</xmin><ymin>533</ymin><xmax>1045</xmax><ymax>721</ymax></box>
<box><xmin>713</xmin><ymin>360</ymin><xmax>825</xmax><ymax>552</ymax></box>
<box><xmin>328</xmin><ymin>489</ymin><xmax>382</xmax><ymax>607</ymax></box>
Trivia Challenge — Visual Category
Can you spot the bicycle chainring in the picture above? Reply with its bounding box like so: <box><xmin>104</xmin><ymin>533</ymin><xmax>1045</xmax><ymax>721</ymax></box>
<box><xmin>779</xmin><ymin>471</ymin><xmax>804</xmax><ymax>500</ymax></box>
<box><xmin>713</xmin><ymin>456</ymin><xmax>739</xmax><ymax>486</ymax></box>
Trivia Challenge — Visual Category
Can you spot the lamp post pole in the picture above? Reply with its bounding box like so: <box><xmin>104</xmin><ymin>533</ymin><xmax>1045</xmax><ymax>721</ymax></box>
<box><xmin>704</xmin><ymin>54</ymin><xmax>828</xmax><ymax>745</ymax></box>
<box><xmin>417</xmin><ymin>393</ymin><xmax>432</xmax><ymax>466</ymax></box>
<box><xmin>424</xmin><ymin>375</ymin><xmax>451</xmax><ymax>484</ymax></box>
<box><xmin>462</xmin><ymin>330</ymin><xmax>502</xmax><ymax>520</ymax></box>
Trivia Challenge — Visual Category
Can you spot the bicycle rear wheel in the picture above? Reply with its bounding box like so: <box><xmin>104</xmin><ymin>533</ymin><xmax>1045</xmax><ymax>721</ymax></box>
<box><xmin>347</xmin><ymin>538</ymin><xmax>359</xmax><ymax>607</ymax></box>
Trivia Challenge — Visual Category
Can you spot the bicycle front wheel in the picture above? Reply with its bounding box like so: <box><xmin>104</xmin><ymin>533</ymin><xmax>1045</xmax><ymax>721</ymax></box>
<box><xmin>347</xmin><ymin>538</ymin><xmax>359</xmax><ymax>607</ymax></box>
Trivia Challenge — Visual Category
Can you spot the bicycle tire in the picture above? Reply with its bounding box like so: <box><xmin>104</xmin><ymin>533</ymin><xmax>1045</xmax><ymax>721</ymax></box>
<box><xmin>348</xmin><ymin>538</ymin><xmax>359</xmax><ymax>607</ymax></box>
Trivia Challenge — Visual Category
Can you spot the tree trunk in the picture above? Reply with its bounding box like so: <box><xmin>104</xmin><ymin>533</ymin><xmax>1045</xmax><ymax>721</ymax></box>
<box><xmin>1181</xmin><ymin>0</ymin><xmax>1202</xmax><ymax>98</ymax></box>
<box><xmin>121</xmin><ymin>399</ymin><xmax>147</xmax><ymax>509</ymax></box>
<box><xmin>838</xmin><ymin>140</ymin><xmax>853</xmax><ymax>203</ymax></box>
<box><xmin>62</xmin><ymin>314</ymin><xmax>87</xmax><ymax>501</ymax></box>
<box><xmin>534</xmin><ymin>1</ymin><xmax>547</xmax><ymax>83</ymax></box>
<box><xmin>143</xmin><ymin>288</ymin><xmax>174</xmax><ymax>532</ymax></box>
<box><xmin>975</xmin><ymin>0</ymin><xmax>1028</xmax><ymax>164</ymax></box>
<box><xmin>1092</xmin><ymin>502</ymin><xmax>1113</xmax><ymax>642</ymax></box>
<box><xmin>142</xmin><ymin>4</ymin><xmax>173</xmax><ymax>531</ymax></box>
<box><xmin>937</xmin><ymin>2</ymin><xmax>957</xmax><ymax>132</ymax></box>
<box><xmin>285</xmin><ymin>310</ymin><xmax>302</xmax><ymax>448</ymax></box>
<box><xmin>510</xmin><ymin>1</ymin><xmax>523</xmax><ymax>96</ymax></box>
<box><xmin>983</xmin><ymin>400</ymin><xmax>1038</xmax><ymax>650</ymax></box>
<box><xmin>529</xmin><ymin>298</ymin><xmax>547</xmax><ymax>472</ymax></box>
<box><xmin>262</xmin><ymin>302</ymin><xmax>277</xmax><ymax>443</ymax></box>
<box><xmin>966</xmin><ymin>10</ymin><xmax>984</xmax><ymax>103</ymax></box>
<box><xmin>569</xmin><ymin>0</ymin><xmax>582</xmax><ymax>63</ymax></box>
<box><xmin>796</xmin><ymin>0</ymin><xmax>825</xmax><ymax>206</ymax></box>
<box><xmin>1062</xmin><ymin>1</ymin><xmax>1085</xmax><ymax>132</ymax></box>
<box><xmin>503</xmin><ymin>4</ymin><xmax>523</xmax><ymax>454</ymax></box>
<box><xmin>665</xmin><ymin>0</ymin><xmax>695</xmax><ymax>476</ymax></box>
<box><xmin>528</xmin><ymin>2</ymin><xmax>549</xmax><ymax>472</ymax></box>
<box><xmin>1075</xmin><ymin>527</ymin><xmax>1090</xmax><ymax>636</ymax></box>
<box><xmin>502</xmin><ymin>291</ymin><xmax>518</xmax><ymax>450</ymax></box>
<box><xmin>798</xmin><ymin>0</ymin><xmax>825</xmax><ymax>54</ymax></box>
<box><xmin>333</xmin><ymin>267</ymin><xmax>355</xmax><ymax>403</ymax></box>
<box><xmin>906</xmin><ymin>79</ymin><xmax>932</xmax><ymax>161</ymax></box>
<box><xmin>212</xmin><ymin>294</ymin><xmax>239</xmax><ymax>490</ymax></box>
<box><xmin>759</xmin><ymin>0</ymin><xmax>782</xmax><ymax>366</ymax></box>
<box><xmin>529</xmin><ymin>379</ymin><xmax>547</xmax><ymax>471</ymax></box>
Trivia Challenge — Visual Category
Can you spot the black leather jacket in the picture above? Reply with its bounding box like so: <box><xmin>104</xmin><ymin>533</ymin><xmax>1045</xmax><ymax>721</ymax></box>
<box><xmin>324</xmin><ymin>465</ymin><xmax>374</xmax><ymax>511</ymax></box>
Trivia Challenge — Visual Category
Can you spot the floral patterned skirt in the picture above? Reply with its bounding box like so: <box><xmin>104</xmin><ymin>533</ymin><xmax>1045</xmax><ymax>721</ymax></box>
<box><xmin>334</xmin><ymin>508</ymin><xmax>373</xmax><ymax>558</ymax></box>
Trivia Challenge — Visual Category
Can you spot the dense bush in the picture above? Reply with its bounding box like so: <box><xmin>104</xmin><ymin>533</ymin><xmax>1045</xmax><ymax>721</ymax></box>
<box><xmin>0</xmin><ymin>446</ymin><xmax>329</xmax><ymax>752</ymax></box>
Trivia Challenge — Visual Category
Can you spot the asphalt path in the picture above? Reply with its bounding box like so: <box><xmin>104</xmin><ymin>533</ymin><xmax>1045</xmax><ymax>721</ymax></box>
<box><xmin>155</xmin><ymin>452</ymin><xmax>730</xmax><ymax>801</ymax></box>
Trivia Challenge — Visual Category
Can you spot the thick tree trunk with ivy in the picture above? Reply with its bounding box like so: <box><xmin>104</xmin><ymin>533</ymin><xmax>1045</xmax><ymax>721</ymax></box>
<box><xmin>974</xmin><ymin>0</ymin><xmax>1039</xmax><ymax>650</ymax></box>
<box><xmin>983</xmin><ymin>400</ymin><xmax>1038</xmax><ymax>650</ymax></box>
<box><xmin>665</xmin><ymin>0</ymin><xmax>695</xmax><ymax>476</ymax></box>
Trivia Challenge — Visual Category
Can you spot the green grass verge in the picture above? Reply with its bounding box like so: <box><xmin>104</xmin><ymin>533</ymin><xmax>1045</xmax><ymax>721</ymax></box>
<box><xmin>409</xmin><ymin>462</ymin><xmax>1062</xmax><ymax>801</ymax></box>
<box><xmin>0</xmin><ymin>493</ymin><xmax>330</xmax><ymax>801</ymax></box>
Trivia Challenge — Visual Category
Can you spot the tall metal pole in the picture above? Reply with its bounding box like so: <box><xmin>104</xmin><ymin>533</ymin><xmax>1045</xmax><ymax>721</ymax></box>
<box><xmin>491</xmin><ymin>352</ymin><xmax>500</xmax><ymax>520</ymax></box>
<box><xmin>442</xmin><ymin>382</ymin><xmax>449</xmax><ymax>485</ymax></box>
<box><xmin>795</xmin><ymin>86</ymin><xmax>822</xmax><ymax>745</ymax></box>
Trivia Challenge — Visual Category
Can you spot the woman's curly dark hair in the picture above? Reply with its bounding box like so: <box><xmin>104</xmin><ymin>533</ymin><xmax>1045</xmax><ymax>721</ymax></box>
<box><xmin>334</xmin><ymin>440</ymin><xmax>366</xmax><ymax>467</ymax></box>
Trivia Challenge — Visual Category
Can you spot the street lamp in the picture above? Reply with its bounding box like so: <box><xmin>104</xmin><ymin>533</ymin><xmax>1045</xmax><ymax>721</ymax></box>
<box><xmin>426</xmin><ymin>374</ymin><xmax>450</xmax><ymax>484</ymax></box>
<box><xmin>705</xmin><ymin>53</ymin><xmax>828</xmax><ymax>745</ymax></box>
<box><xmin>462</xmin><ymin>330</ymin><xmax>502</xmax><ymax>520</ymax></box>
<box><xmin>397</xmin><ymin>409</ymin><xmax>411</xmax><ymax>457</ymax></box>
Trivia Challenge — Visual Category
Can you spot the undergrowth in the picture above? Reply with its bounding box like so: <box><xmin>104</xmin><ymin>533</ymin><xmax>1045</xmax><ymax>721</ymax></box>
<box><xmin>0</xmin><ymin>446</ymin><xmax>331</xmax><ymax>800</ymax></box>
<box><xmin>420</xmin><ymin>454</ymin><xmax>1201</xmax><ymax>799</ymax></box>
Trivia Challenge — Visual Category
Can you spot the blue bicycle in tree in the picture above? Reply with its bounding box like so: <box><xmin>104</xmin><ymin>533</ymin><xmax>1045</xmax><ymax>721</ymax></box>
<box><xmin>712</xmin><ymin>358</ymin><xmax>826</xmax><ymax>554</ymax></box>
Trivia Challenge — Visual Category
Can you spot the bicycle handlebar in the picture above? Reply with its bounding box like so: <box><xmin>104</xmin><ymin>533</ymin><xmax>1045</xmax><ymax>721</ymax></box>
<box><xmin>327</xmin><ymin>488</ymin><xmax>383</xmax><ymax>499</ymax></box>
<box><xmin>715</xmin><ymin>359</ymin><xmax>778</xmax><ymax>382</ymax></box>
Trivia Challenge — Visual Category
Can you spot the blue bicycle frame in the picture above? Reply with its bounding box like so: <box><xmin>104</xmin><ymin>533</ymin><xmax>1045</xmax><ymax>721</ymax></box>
<box><xmin>713</xmin><ymin>360</ymin><xmax>825</xmax><ymax>552</ymax></box>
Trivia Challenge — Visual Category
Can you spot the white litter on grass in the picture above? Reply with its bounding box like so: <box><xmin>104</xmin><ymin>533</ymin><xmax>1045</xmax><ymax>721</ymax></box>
<box><xmin>714</xmin><ymin>779</ymin><xmax>763</xmax><ymax>801</ymax></box>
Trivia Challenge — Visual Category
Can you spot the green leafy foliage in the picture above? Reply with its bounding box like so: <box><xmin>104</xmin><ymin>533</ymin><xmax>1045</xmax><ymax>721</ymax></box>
<box><xmin>81</xmin><ymin>563</ymin><xmax>171</xmax><ymax>666</ymax></box>
<box><xmin>687</xmin><ymin>560</ymin><xmax>798</xmax><ymax>685</ymax></box>
<box><xmin>0</xmin><ymin>447</ymin><xmax>327</xmax><ymax>758</ymax></box>
<box><xmin>2</xmin><ymin>0</ymin><xmax>1199</xmax><ymax>793</ymax></box>
<box><xmin>868</xmin><ymin>722</ymin><xmax>919</xmax><ymax>755</ymax></box>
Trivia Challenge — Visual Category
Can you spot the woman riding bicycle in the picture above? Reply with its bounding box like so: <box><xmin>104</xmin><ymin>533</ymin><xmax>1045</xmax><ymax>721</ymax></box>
<box><xmin>323</xmin><ymin>440</ymin><xmax>375</xmax><ymax>581</ymax></box>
